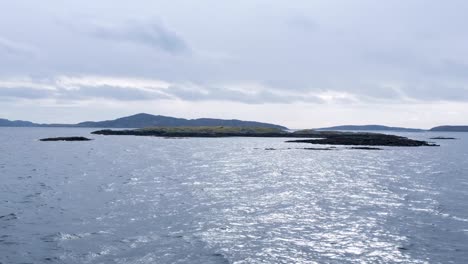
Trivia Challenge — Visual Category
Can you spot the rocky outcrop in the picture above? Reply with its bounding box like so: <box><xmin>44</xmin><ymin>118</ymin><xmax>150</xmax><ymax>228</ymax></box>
<box><xmin>286</xmin><ymin>133</ymin><xmax>436</xmax><ymax>147</ymax></box>
<box><xmin>40</xmin><ymin>137</ymin><xmax>92</xmax><ymax>141</ymax></box>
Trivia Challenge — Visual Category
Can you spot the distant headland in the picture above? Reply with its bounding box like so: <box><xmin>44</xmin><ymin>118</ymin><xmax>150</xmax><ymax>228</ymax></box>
<box><xmin>314</xmin><ymin>125</ymin><xmax>424</xmax><ymax>132</ymax></box>
<box><xmin>429</xmin><ymin>126</ymin><xmax>468</xmax><ymax>132</ymax></box>
<box><xmin>0</xmin><ymin>113</ymin><xmax>286</xmax><ymax>130</ymax></box>
<box><xmin>1</xmin><ymin>113</ymin><xmax>467</xmax><ymax>132</ymax></box>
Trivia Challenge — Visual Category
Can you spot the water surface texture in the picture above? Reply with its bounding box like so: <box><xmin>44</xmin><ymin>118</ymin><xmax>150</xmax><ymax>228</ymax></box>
<box><xmin>1</xmin><ymin>128</ymin><xmax>467</xmax><ymax>263</ymax></box>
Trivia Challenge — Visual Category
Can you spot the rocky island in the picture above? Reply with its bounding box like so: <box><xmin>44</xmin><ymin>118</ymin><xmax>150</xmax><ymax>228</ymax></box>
<box><xmin>287</xmin><ymin>129</ymin><xmax>436</xmax><ymax>146</ymax></box>
<box><xmin>92</xmin><ymin>126</ymin><xmax>287</xmax><ymax>137</ymax></box>
<box><xmin>92</xmin><ymin>127</ymin><xmax>437</xmax><ymax>147</ymax></box>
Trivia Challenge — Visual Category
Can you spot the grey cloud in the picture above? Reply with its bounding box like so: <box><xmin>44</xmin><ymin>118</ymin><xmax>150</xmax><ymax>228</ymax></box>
<box><xmin>363</xmin><ymin>50</ymin><xmax>468</xmax><ymax>81</ymax></box>
<box><xmin>351</xmin><ymin>83</ymin><xmax>405</xmax><ymax>101</ymax></box>
<box><xmin>167</xmin><ymin>85</ymin><xmax>323</xmax><ymax>104</ymax></box>
<box><xmin>3</xmin><ymin>77</ymin><xmax>468</xmax><ymax>105</ymax></box>
<box><xmin>0</xmin><ymin>85</ymin><xmax>170</xmax><ymax>102</ymax></box>
<box><xmin>287</xmin><ymin>15</ymin><xmax>319</xmax><ymax>31</ymax></box>
<box><xmin>422</xmin><ymin>59</ymin><xmax>468</xmax><ymax>80</ymax></box>
<box><xmin>0</xmin><ymin>37</ymin><xmax>37</xmax><ymax>57</ymax></box>
<box><xmin>0</xmin><ymin>87</ymin><xmax>54</xmax><ymax>100</ymax></box>
<box><xmin>399</xmin><ymin>83</ymin><xmax>468</xmax><ymax>102</ymax></box>
<box><xmin>61</xmin><ymin>85</ymin><xmax>171</xmax><ymax>101</ymax></box>
<box><xmin>89</xmin><ymin>20</ymin><xmax>189</xmax><ymax>54</ymax></box>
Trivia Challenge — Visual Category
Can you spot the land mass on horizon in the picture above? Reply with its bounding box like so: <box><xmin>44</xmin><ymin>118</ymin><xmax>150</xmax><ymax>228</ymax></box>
<box><xmin>315</xmin><ymin>125</ymin><xmax>424</xmax><ymax>132</ymax></box>
<box><xmin>1</xmin><ymin>113</ymin><xmax>467</xmax><ymax>132</ymax></box>
<box><xmin>0</xmin><ymin>113</ymin><xmax>286</xmax><ymax>130</ymax></box>
<box><xmin>430</xmin><ymin>126</ymin><xmax>468</xmax><ymax>132</ymax></box>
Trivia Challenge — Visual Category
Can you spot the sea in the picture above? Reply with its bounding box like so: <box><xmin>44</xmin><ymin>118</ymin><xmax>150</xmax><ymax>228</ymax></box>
<box><xmin>1</xmin><ymin>128</ymin><xmax>467</xmax><ymax>264</ymax></box>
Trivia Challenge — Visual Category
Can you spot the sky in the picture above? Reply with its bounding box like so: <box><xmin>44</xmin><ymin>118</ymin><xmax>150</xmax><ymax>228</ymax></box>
<box><xmin>1</xmin><ymin>0</ymin><xmax>468</xmax><ymax>129</ymax></box>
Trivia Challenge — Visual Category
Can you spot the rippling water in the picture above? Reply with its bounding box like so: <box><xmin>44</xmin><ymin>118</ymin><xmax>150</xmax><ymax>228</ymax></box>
<box><xmin>1</xmin><ymin>128</ymin><xmax>468</xmax><ymax>263</ymax></box>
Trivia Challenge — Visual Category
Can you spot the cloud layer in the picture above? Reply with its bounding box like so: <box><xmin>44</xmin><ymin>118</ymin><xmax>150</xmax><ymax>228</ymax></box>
<box><xmin>0</xmin><ymin>76</ymin><xmax>328</xmax><ymax>104</ymax></box>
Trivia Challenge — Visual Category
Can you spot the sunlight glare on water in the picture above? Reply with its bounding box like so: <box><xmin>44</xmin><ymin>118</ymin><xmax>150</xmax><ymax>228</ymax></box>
<box><xmin>1</xmin><ymin>128</ymin><xmax>467</xmax><ymax>263</ymax></box>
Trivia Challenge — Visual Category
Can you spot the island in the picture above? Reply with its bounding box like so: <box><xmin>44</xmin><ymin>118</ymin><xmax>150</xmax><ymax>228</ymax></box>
<box><xmin>40</xmin><ymin>137</ymin><xmax>92</xmax><ymax>141</ymax></box>
<box><xmin>286</xmin><ymin>129</ymin><xmax>435</xmax><ymax>146</ymax></box>
<box><xmin>91</xmin><ymin>127</ymin><xmax>437</xmax><ymax>147</ymax></box>
<box><xmin>430</xmin><ymin>126</ymin><xmax>468</xmax><ymax>132</ymax></box>
<box><xmin>92</xmin><ymin>126</ymin><xmax>287</xmax><ymax>137</ymax></box>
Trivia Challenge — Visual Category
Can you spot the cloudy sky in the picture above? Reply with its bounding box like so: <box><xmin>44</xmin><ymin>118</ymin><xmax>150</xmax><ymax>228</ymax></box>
<box><xmin>1</xmin><ymin>0</ymin><xmax>468</xmax><ymax>128</ymax></box>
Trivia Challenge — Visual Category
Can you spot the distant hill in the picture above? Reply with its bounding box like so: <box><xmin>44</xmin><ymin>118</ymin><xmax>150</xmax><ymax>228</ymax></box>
<box><xmin>316</xmin><ymin>125</ymin><xmax>424</xmax><ymax>132</ymax></box>
<box><xmin>0</xmin><ymin>113</ymin><xmax>288</xmax><ymax>130</ymax></box>
<box><xmin>430</xmin><ymin>126</ymin><xmax>468</xmax><ymax>132</ymax></box>
<box><xmin>0</xmin><ymin>118</ymin><xmax>37</xmax><ymax>127</ymax></box>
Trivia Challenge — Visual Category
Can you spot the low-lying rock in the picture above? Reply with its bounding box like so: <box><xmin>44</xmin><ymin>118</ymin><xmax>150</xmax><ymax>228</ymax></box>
<box><xmin>348</xmin><ymin>147</ymin><xmax>382</xmax><ymax>150</ymax></box>
<box><xmin>302</xmin><ymin>147</ymin><xmax>335</xmax><ymax>151</ymax></box>
<box><xmin>40</xmin><ymin>137</ymin><xmax>92</xmax><ymax>141</ymax></box>
<box><xmin>286</xmin><ymin>133</ymin><xmax>437</xmax><ymax>147</ymax></box>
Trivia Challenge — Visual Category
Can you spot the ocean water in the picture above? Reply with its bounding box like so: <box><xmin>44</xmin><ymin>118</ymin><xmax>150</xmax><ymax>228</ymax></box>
<box><xmin>1</xmin><ymin>128</ymin><xmax>467</xmax><ymax>264</ymax></box>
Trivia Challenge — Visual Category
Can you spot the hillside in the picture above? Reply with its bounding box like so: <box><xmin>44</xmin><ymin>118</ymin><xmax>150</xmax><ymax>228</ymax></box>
<box><xmin>0</xmin><ymin>118</ymin><xmax>37</xmax><ymax>127</ymax></box>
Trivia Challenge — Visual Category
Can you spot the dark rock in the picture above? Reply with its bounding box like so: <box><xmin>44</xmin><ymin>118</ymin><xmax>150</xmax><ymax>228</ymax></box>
<box><xmin>264</xmin><ymin>147</ymin><xmax>334</xmax><ymax>151</ymax></box>
<box><xmin>430</xmin><ymin>137</ymin><xmax>457</xmax><ymax>140</ymax></box>
<box><xmin>302</xmin><ymin>147</ymin><xmax>335</xmax><ymax>150</ymax></box>
<box><xmin>348</xmin><ymin>147</ymin><xmax>382</xmax><ymax>150</ymax></box>
<box><xmin>40</xmin><ymin>137</ymin><xmax>92</xmax><ymax>141</ymax></box>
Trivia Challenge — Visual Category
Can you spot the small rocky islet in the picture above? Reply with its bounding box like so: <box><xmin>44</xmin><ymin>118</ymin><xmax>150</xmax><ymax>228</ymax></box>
<box><xmin>429</xmin><ymin>137</ymin><xmax>457</xmax><ymax>140</ymax></box>
<box><xmin>91</xmin><ymin>126</ymin><xmax>437</xmax><ymax>147</ymax></box>
<box><xmin>39</xmin><ymin>136</ymin><xmax>92</xmax><ymax>141</ymax></box>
